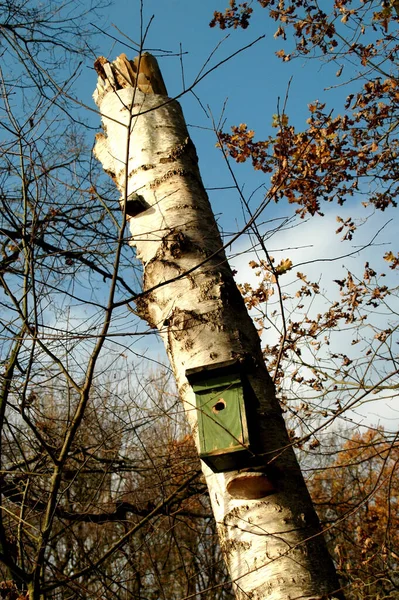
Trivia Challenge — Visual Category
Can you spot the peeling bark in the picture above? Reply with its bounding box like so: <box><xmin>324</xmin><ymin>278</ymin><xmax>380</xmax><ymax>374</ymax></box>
<box><xmin>94</xmin><ymin>53</ymin><xmax>344</xmax><ymax>600</ymax></box>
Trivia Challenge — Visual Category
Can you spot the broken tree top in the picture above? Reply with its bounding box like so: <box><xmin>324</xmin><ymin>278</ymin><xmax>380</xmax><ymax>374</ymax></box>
<box><xmin>93</xmin><ymin>52</ymin><xmax>168</xmax><ymax>102</ymax></box>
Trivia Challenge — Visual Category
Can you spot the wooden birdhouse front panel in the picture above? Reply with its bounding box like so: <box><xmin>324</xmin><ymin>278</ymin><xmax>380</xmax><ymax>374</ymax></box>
<box><xmin>186</xmin><ymin>361</ymin><xmax>253</xmax><ymax>472</ymax></box>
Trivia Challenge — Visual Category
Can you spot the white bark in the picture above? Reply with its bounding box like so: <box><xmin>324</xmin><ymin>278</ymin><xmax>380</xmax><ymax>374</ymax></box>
<box><xmin>94</xmin><ymin>55</ymin><xmax>344</xmax><ymax>600</ymax></box>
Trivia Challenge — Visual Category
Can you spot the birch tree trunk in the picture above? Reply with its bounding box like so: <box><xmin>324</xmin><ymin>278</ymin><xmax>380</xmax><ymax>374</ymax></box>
<box><xmin>93</xmin><ymin>53</ymin><xmax>345</xmax><ymax>600</ymax></box>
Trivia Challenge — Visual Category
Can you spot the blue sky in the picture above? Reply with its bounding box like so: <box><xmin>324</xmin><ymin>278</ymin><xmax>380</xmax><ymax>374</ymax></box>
<box><xmin>75</xmin><ymin>0</ymin><xmax>364</xmax><ymax>267</ymax></box>
<box><xmin>82</xmin><ymin>0</ymin><xmax>387</xmax><ymax>235</ymax></box>
<box><xmin>83</xmin><ymin>0</ymin><xmax>343</xmax><ymax>211</ymax></box>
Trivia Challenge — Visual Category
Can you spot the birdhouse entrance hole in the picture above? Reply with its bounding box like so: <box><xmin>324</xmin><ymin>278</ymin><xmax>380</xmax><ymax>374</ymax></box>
<box><xmin>212</xmin><ymin>399</ymin><xmax>226</xmax><ymax>413</ymax></box>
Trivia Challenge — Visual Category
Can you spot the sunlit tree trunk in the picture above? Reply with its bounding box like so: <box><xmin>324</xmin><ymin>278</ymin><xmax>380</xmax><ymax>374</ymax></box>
<box><xmin>94</xmin><ymin>53</ymin><xmax>344</xmax><ymax>600</ymax></box>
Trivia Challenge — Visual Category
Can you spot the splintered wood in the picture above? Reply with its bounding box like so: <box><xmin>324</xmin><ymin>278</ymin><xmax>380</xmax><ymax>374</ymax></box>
<box><xmin>93</xmin><ymin>52</ymin><xmax>167</xmax><ymax>102</ymax></box>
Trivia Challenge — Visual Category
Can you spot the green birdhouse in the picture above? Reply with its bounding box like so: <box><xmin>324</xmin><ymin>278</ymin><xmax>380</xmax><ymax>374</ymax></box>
<box><xmin>186</xmin><ymin>360</ymin><xmax>253</xmax><ymax>473</ymax></box>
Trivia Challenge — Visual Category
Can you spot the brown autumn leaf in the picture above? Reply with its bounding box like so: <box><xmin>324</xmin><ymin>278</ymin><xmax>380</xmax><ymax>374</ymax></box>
<box><xmin>274</xmin><ymin>258</ymin><xmax>293</xmax><ymax>275</ymax></box>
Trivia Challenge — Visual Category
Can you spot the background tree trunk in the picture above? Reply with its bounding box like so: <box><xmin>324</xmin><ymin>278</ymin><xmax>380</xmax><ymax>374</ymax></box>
<box><xmin>94</xmin><ymin>53</ymin><xmax>344</xmax><ymax>600</ymax></box>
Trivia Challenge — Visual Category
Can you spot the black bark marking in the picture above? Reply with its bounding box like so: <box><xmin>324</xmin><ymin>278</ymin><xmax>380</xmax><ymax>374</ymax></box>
<box><xmin>150</xmin><ymin>168</ymin><xmax>199</xmax><ymax>189</ymax></box>
<box><xmin>159</xmin><ymin>137</ymin><xmax>198</xmax><ymax>164</ymax></box>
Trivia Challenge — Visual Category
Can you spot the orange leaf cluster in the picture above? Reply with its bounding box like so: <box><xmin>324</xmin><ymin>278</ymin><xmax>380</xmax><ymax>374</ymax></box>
<box><xmin>309</xmin><ymin>429</ymin><xmax>399</xmax><ymax>599</ymax></box>
<box><xmin>239</xmin><ymin>257</ymin><xmax>394</xmax><ymax>393</ymax></box>
<box><xmin>210</xmin><ymin>0</ymin><xmax>253</xmax><ymax>29</ymax></box>
<box><xmin>219</xmin><ymin>81</ymin><xmax>399</xmax><ymax>218</ymax></box>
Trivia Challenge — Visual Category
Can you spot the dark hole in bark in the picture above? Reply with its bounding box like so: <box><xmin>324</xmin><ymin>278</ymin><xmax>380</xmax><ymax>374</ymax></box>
<box><xmin>212</xmin><ymin>399</ymin><xmax>226</xmax><ymax>413</ymax></box>
<box><xmin>123</xmin><ymin>194</ymin><xmax>150</xmax><ymax>217</ymax></box>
